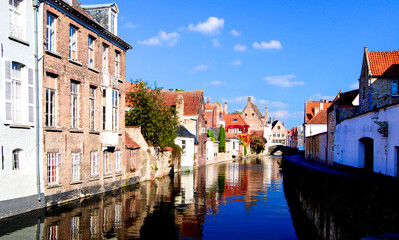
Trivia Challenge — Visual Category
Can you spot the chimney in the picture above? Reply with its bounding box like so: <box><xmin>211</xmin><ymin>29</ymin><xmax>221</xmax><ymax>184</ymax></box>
<box><xmin>314</xmin><ymin>106</ymin><xmax>320</xmax><ymax>116</ymax></box>
<box><xmin>248</xmin><ymin>97</ymin><xmax>251</xmax><ymax>103</ymax></box>
<box><xmin>169</xmin><ymin>89</ymin><xmax>173</xmax><ymax>91</ymax></box>
<box><xmin>207</xmin><ymin>97</ymin><xmax>210</xmax><ymax>104</ymax></box>
<box><xmin>224</xmin><ymin>102</ymin><xmax>227</xmax><ymax>114</ymax></box>
<box><xmin>176</xmin><ymin>95</ymin><xmax>184</xmax><ymax>124</ymax></box>
<box><xmin>269</xmin><ymin>117</ymin><xmax>272</xmax><ymax>123</ymax></box>
<box><xmin>265</xmin><ymin>107</ymin><xmax>268</xmax><ymax>121</ymax></box>
<box><xmin>320</xmin><ymin>102</ymin><xmax>324</xmax><ymax>110</ymax></box>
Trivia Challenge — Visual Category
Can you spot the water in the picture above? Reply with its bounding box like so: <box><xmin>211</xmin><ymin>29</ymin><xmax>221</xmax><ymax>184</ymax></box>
<box><xmin>1</xmin><ymin>156</ymin><xmax>398</xmax><ymax>239</ymax></box>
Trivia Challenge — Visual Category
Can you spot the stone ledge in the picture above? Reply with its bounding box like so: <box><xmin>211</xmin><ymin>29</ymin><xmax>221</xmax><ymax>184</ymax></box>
<box><xmin>69</xmin><ymin>59</ymin><xmax>83</xmax><ymax>66</ymax></box>
<box><xmin>88</xmin><ymin>67</ymin><xmax>99</xmax><ymax>73</ymax></box>
<box><xmin>45</xmin><ymin>50</ymin><xmax>62</xmax><ymax>59</ymax></box>
<box><xmin>8</xmin><ymin>35</ymin><xmax>30</xmax><ymax>46</ymax></box>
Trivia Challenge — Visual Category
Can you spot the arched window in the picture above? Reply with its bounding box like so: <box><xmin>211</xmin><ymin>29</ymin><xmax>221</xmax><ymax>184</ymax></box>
<box><xmin>12</xmin><ymin>149</ymin><xmax>22</xmax><ymax>170</ymax></box>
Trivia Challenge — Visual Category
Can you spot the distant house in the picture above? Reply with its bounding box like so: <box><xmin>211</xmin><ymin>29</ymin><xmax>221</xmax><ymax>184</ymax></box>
<box><xmin>175</xmin><ymin>126</ymin><xmax>196</xmax><ymax>171</ymax></box>
<box><xmin>333</xmin><ymin>48</ymin><xmax>399</xmax><ymax>176</ymax></box>
<box><xmin>270</xmin><ymin>120</ymin><xmax>286</xmax><ymax>146</ymax></box>
<box><xmin>290</xmin><ymin>126</ymin><xmax>304</xmax><ymax>150</ymax></box>
<box><xmin>205</xmin><ymin>98</ymin><xmax>227</xmax><ymax>128</ymax></box>
<box><xmin>224</xmin><ymin>114</ymin><xmax>250</xmax><ymax>138</ymax></box>
<box><xmin>160</xmin><ymin>90</ymin><xmax>207</xmax><ymax>167</ymax></box>
<box><xmin>241</xmin><ymin>97</ymin><xmax>267</xmax><ymax>133</ymax></box>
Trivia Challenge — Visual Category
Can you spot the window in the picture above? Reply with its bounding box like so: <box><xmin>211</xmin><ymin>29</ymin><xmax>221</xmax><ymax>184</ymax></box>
<box><xmin>239</xmin><ymin>128</ymin><xmax>242</xmax><ymax>133</ymax></box>
<box><xmin>277</xmin><ymin>134</ymin><xmax>280</xmax><ymax>137</ymax></box>
<box><xmin>90</xmin><ymin>151</ymin><xmax>99</xmax><ymax>176</ymax></box>
<box><xmin>47</xmin><ymin>152</ymin><xmax>59</xmax><ymax>184</ymax></box>
<box><xmin>252</xmin><ymin>113</ymin><xmax>254</xmax><ymax>116</ymax></box>
<box><xmin>112</xmin><ymin>90</ymin><xmax>118</xmax><ymax>131</ymax></box>
<box><xmin>12</xmin><ymin>149</ymin><xmax>21</xmax><ymax>170</ymax></box>
<box><xmin>182</xmin><ymin>140</ymin><xmax>186</xmax><ymax>156</ymax></box>
<box><xmin>110</xmin><ymin>13</ymin><xmax>116</xmax><ymax>34</ymax></box>
<box><xmin>115</xmin><ymin>51</ymin><xmax>120</xmax><ymax>78</ymax></box>
<box><xmin>4</xmin><ymin>62</ymin><xmax>24</xmax><ymax>123</ymax></box>
<box><xmin>233</xmin><ymin>141</ymin><xmax>235</xmax><ymax>150</ymax></box>
<box><xmin>69</xmin><ymin>26</ymin><xmax>77</xmax><ymax>60</ymax></box>
<box><xmin>130</xmin><ymin>150</ymin><xmax>136</xmax><ymax>171</ymax></box>
<box><xmin>115</xmin><ymin>150</ymin><xmax>122</xmax><ymax>173</ymax></box>
<box><xmin>102</xmin><ymin>44</ymin><xmax>108</xmax><ymax>73</ymax></box>
<box><xmin>393</xmin><ymin>80</ymin><xmax>399</xmax><ymax>96</ymax></box>
<box><xmin>70</xmin><ymin>216</ymin><xmax>80</xmax><ymax>240</ymax></box>
<box><xmin>47</xmin><ymin>225</ymin><xmax>58</xmax><ymax>240</ymax></box>
<box><xmin>282</xmin><ymin>133</ymin><xmax>285</xmax><ymax>137</ymax></box>
<box><xmin>245</xmin><ymin>113</ymin><xmax>247</xmax><ymax>116</ymax></box>
<box><xmin>102</xmin><ymin>106</ymin><xmax>106</xmax><ymax>130</ymax></box>
<box><xmin>233</xmin><ymin>118</ymin><xmax>237</xmax><ymax>122</ymax></box>
<box><xmin>46</xmin><ymin>13</ymin><xmax>56</xmax><ymax>52</ymax></box>
<box><xmin>45</xmin><ymin>74</ymin><xmax>57</xmax><ymax>127</ymax></box>
<box><xmin>103</xmin><ymin>151</ymin><xmax>111</xmax><ymax>175</ymax></box>
<box><xmin>89</xmin><ymin>87</ymin><xmax>96</xmax><ymax>130</ymax></box>
<box><xmin>70</xmin><ymin>81</ymin><xmax>79</xmax><ymax>128</ymax></box>
<box><xmin>88</xmin><ymin>36</ymin><xmax>95</xmax><ymax>68</ymax></box>
<box><xmin>273</xmin><ymin>133</ymin><xmax>276</xmax><ymax>137</ymax></box>
<box><xmin>115</xmin><ymin>202</ymin><xmax>122</xmax><ymax>229</ymax></box>
<box><xmin>71</xmin><ymin>153</ymin><xmax>81</xmax><ymax>181</ymax></box>
<box><xmin>90</xmin><ymin>209</ymin><xmax>99</xmax><ymax>237</ymax></box>
<box><xmin>9</xmin><ymin>0</ymin><xmax>23</xmax><ymax>39</ymax></box>
<box><xmin>277</xmin><ymin>126</ymin><xmax>281</xmax><ymax>130</ymax></box>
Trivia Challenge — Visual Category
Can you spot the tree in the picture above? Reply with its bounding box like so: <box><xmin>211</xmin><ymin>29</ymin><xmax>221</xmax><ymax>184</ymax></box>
<box><xmin>231</xmin><ymin>110</ymin><xmax>241</xmax><ymax>114</ymax></box>
<box><xmin>125</xmin><ymin>80</ymin><xmax>179</xmax><ymax>147</ymax></box>
<box><xmin>250</xmin><ymin>134</ymin><xmax>266</xmax><ymax>154</ymax></box>
<box><xmin>218</xmin><ymin>125</ymin><xmax>226</xmax><ymax>152</ymax></box>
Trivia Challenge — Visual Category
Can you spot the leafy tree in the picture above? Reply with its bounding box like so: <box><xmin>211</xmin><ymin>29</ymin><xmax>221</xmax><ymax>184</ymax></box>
<box><xmin>250</xmin><ymin>134</ymin><xmax>266</xmax><ymax>154</ymax></box>
<box><xmin>218</xmin><ymin>125</ymin><xmax>226</xmax><ymax>152</ymax></box>
<box><xmin>207</xmin><ymin>129</ymin><xmax>216</xmax><ymax>142</ymax></box>
<box><xmin>231</xmin><ymin>110</ymin><xmax>241</xmax><ymax>114</ymax></box>
<box><xmin>125</xmin><ymin>80</ymin><xmax>179</xmax><ymax>147</ymax></box>
<box><xmin>175</xmin><ymin>88</ymin><xmax>184</xmax><ymax>92</ymax></box>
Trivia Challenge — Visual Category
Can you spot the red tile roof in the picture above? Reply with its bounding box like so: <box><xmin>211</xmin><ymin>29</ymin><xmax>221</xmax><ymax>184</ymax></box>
<box><xmin>368</xmin><ymin>50</ymin><xmax>399</xmax><ymax>76</ymax></box>
<box><xmin>307</xmin><ymin>109</ymin><xmax>327</xmax><ymax>124</ymax></box>
<box><xmin>305</xmin><ymin>101</ymin><xmax>332</xmax><ymax>123</ymax></box>
<box><xmin>160</xmin><ymin>90</ymin><xmax>204</xmax><ymax>116</ymax></box>
<box><xmin>251</xmin><ymin>130</ymin><xmax>264</xmax><ymax>138</ymax></box>
<box><xmin>224</xmin><ymin>114</ymin><xmax>248</xmax><ymax>126</ymax></box>
<box><xmin>125</xmin><ymin>135</ymin><xmax>140</xmax><ymax>149</ymax></box>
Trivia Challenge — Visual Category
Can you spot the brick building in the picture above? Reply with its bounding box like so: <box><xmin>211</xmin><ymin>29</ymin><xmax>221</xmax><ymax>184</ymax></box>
<box><xmin>41</xmin><ymin>0</ymin><xmax>131</xmax><ymax>204</ymax></box>
<box><xmin>241</xmin><ymin>97</ymin><xmax>267</xmax><ymax>133</ymax></box>
<box><xmin>205</xmin><ymin>98</ymin><xmax>227</xmax><ymax>128</ymax></box>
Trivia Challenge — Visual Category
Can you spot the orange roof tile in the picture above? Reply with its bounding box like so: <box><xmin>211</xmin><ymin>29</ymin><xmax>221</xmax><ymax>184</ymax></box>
<box><xmin>224</xmin><ymin>114</ymin><xmax>248</xmax><ymax>126</ymax></box>
<box><xmin>125</xmin><ymin>135</ymin><xmax>140</xmax><ymax>149</ymax></box>
<box><xmin>160</xmin><ymin>90</ymin><xmax>204</xmax><ymax>116</ymax></box>
<box><xmin>307</xmin><ymin>109</ymin><xmax>327</xmax><ymax>124</ymax></box>
<box><xmin>305</xmin><ymin>101</ymin><xmax>332</xmax><ymax>123</ymax></box>
<box><xmin>368</xmin><ymin>50</ymin><xmax>399</xmax><ymax>76</ymax></box>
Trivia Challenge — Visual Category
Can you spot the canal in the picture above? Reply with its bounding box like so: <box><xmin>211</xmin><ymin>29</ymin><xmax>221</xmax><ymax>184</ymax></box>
<box><xmin>1</xmin><ymin>155</ymin><xmax>399</xmax><ymax>239</ymax></box>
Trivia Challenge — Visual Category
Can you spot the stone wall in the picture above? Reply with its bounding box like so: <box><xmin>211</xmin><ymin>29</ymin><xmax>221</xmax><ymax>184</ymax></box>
<box><xmin>305</xmin><ymin>132</ymin><xmax>327</xmax><ymax>165</ymax></box>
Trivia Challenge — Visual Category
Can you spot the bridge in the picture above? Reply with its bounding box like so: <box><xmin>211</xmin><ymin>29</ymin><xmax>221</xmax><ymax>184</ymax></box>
<box><xmin>270</xmin><ymin>145</ymin><xmax>300</xmax><ymax>156</ymax></box>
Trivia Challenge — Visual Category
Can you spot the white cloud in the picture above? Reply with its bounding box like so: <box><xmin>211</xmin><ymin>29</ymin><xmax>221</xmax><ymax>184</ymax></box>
<box><xmin>222</xmin><ymin>96</ymin><xmax>255</xmax><ymax>104</ymax></box>
<box><xmin>188</xmin><ymin>64</ymin><xmax>208</xmax><ymax>74</ymax></box>
<box><xmin>253</xmin><ymin>40</ymin><xmax>282</xmax><ymax>50</ymax></box>
<box><xmin>231</xmin><ymin>29</ymin><xmax>241</xmax><ymax>36</ymax></box>
<box><xmin>137</xmin><ymin>31</ymin><xmax>179</xmax><ymax>46</ymax></box>
<box><xmin>270</xmin><ymin>110</ymin><xmax>289</xmax><ymax>118</ymax></box>
<box><xmin>349</xmin><ymin>82</ymin><xmax>358</xmax><ymax>89</ymax></box>
<box><xmin>188</xmin><ymin>17</ymin><xmax>224</xmax><ymax>35</ymax></box>
<box><xmin>313</xmin><ymin>93</ymin><xmax>335</xmax><ymax>101</ymax></box>
<box><xmin>271</xmin><ymin>101</ymin><xmax>289</xmax><ymax>108</ymax></box>
<box><xmin>124</xmin><ymin>22</ymin><xmax>139</xmax><ymax>29</ymax></box>
<box><xmin>210</xmin><ymin>80</ymin><xmax>226</xmax><ymax>86</ymax></box>
<box><xmin>263</xmin><ymin>74</ymin><xmax>305</xmax><ymax>87</ymax></box>
<box><xmin>233</xmin><ymin>44</ymin><xmax>247</xmax><ymax>52</ymax></box>
<box><xmin>229</xmin><ymin>60</ymin><xmax>242</xmax><ymax>66</ymax></box>
<box><xmin>212</xmin><ymin>39</ymin><xmax>221</xmax><ymax>47</ymax></box>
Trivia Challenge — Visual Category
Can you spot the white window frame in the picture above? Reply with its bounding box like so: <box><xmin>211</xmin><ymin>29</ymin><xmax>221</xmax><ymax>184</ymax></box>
<box><xmin>47</xmin><ymin>152</ymin><xmax>59</xmax><ymax>184</ymax></box>
<box><xmin>88</xmin><ymin>36</ymin><xmax>95</xmax><ymax>68</ymax></box>
<box><xmin>115</xmin><ymin>51</ymin><xmax>120</xmax><ymax>78</ymax></box>
<box><xmin>46</xmin><ymin>13</ymin><xmax>56</xmax><ymax>52</ymax></box>
<box><xmin>112</xmin><ymin>90</ymin><xmax>118</xmax><ymax>131</ymax></box>
<box><xmin>115</xmin><ymin>150</ymin><xmax>122</xmax><ymax>173</ymax></box>
<box><xmin>103</xmin><ymin>151</ymin><xmax>111</xmax><ymax>175</ymax></box>
<box><xmin>9</xmin><ymin>0</ymin><xmax>24</xmax><ymax>39</ymax></box>
<box><xmin>102</xmin><ymin>44</ymin><xmax>108</xmax><ymax>73</ymax></box>
<box><xmin>182</xmin><ymin>140</ymin><xmax>186</xmax><ymax>156</ymax></box>
<box><xmin>71</xmin><ymin>152</ymin><xmax>81</xmax><ymax>181</ymax></box>
<box><xmin>89</xmin><ymin>86</ymin><xmax>96</xmax><ymax>130</ymax></box>
<box><xmin>69</xmin><ymin>26</ymin><xmax>78</xmax><ymax>60</ymax></box>
<box><xmin>70</xmin><ymin>81</ymin><xmax>79</xmax><ymax>128</ymax></box>
<box><xmin>393</xmin><ymin>80</ymin><xmax>399</xmax><ymax>96</ymax></box>
<box><xmin>90</xmin><ymin>151</ymin><xmax>99</xmax><ymax>176</ymax></box>
<box><xmin>12</xmin><ymin>149</ymin><xmax>21</xmax><ymax>170</ymax></box>
<box><xmin>47</xmin><ymin>225</ymin><xmax>58</xmax><ymax>240</ymax></box>
<box><xmin>130</xmin><ymin>150</ymin><xmax>136</xmax><ymax>170</ymax></box>
<box><xmin>70</xmin><ymin>216</ymin><xmax>80</xmax><ymax>240</ymax></box>
<box><xmin>45</xmin><ymin>74</ymin><xmax>57</xmax><ymax>127</ymax></box>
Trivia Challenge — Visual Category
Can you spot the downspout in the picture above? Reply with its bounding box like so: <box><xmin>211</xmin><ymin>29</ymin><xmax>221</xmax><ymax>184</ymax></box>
<box><xmin>33</xmin><ymin>0</ymin><xmax>42</xmax><ymax>202</ymax></box>
<box><xmin>369</xmin><ymin>76</ymin><xmax>373</xmax><ymax>111</ymax></box>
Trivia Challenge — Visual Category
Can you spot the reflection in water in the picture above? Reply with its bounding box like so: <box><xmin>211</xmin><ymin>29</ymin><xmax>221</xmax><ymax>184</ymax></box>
<box><xmin>0</xmin><ymin>156</ymin><xmax>298</xmax><ymax>239</ymax></box>
<box><xmin>283</xmin><ymin>160</ymin><xmax>399</xmax><ymax>240</ymax></box>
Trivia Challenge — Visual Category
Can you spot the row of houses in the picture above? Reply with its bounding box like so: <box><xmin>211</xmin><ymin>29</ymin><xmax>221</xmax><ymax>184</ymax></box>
<box><xmin>301</xmin><ymin>47</ymin><xmax>399</xmax><ymax>178</ymax></box>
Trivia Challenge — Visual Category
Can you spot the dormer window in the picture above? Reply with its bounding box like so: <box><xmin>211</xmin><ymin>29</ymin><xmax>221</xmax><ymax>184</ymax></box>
<box><xmin>233</xmin><ymin>119</ymin><xmax>237</xmax><ymax>122</ymax></box>
<box><xmin>82</xmin><ymin>3</ymin><xmax>119</xmax><ymax>35</ymax></box>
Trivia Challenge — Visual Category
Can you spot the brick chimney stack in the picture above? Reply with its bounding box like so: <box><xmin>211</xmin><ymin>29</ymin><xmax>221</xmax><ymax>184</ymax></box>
<box><xmin>224</xmin><ymin>102</ymin><xmax>227</xmax><ymax>114</ymax></box>
<box><xmin>176</xmin><ymin>95</ymin><xmax>184</xmax><ymax>124</ymax></box>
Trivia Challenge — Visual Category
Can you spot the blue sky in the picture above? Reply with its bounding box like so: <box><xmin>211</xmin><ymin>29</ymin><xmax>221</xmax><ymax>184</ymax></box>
<box><xmin>84</xmin><ymin>0</ymin><xmax>399</xmax><ymax>128</ymax></box>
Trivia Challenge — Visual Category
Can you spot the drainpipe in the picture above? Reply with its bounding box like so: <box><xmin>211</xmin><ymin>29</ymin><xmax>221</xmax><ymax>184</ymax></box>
<box><xmin>33</xmin><ymin>0</ymin><xmax>43</xmax><ymax>202</ymax></box>
<box><xmin>369</xmin><ymin>76</ymin><xmax>373</xmax><ymax>111</ymax></box>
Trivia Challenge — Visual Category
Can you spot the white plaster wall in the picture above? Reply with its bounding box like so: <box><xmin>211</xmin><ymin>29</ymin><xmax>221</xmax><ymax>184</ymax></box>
<box><xmin>206</xmin><ymin>140</ymin><xmax>214</xmax><ymax>163</ymax></box>
<box><xmin>304</xmin><ymin>124</ymin><xmax>327</xmax><ymax>137</ymax></box>
<box><xmin>0</xmin><ymin>1</ymin><xmax>44</xmax><ymax>202</ymax></box>
<box><xmin>334</xmin><ymin>105</ymin><xmax>399</xmax><ymax>176</ymax></box>
<box><xmin>175</xmin><ymin>137</ymin><xmax>194</xmax><ymax>169</ymax></box>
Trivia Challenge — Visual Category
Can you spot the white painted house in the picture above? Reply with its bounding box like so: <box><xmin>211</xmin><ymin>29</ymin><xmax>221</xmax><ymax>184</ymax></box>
<box><xmin>0</xmin><ymin>0</ymin><xmax>44</xmax><ymax>218</ymax></box>
<box><xmin>175</xmin><ymin>126</ymin><xmax>196</xmax><ymax>171</ymax></box>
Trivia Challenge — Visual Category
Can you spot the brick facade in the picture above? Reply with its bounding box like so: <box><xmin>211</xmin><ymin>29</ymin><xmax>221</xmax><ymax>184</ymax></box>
<box><xmin>241</xmin><ymin>97</ymin><xmax>266</xmax><ymax>132</ymax></box>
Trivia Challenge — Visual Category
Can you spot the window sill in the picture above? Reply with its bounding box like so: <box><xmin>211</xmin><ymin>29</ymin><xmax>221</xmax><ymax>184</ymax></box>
<box><xmin>88</xmin><ymin>67</ymin><xmax>99</xmax><ymax>73</ymax></box>
<box><xmin>69</xmin><ymin>59</ymin><xmax>83</xmax><ymax>66</ymax></box>
<box><xmin>117</xmin><ymin>78</ymin><xmax>124</xmax><ymax>83</ymax></box>
<box><xmin>70</xmin><ymin>128</ymin><xmax>83</xmax><ymax>133</ymax></box>
<box><xmin>7</xmin><ymin>124</ymin><xmax>33</xmax><ymax>129</ymax></box>
<box><xmin>89</xmin><ymin>130</ymin><xmax>100</xmax><ymax>135</ymax></box>
<box><xmin>9</xmin><ymin>35</ymin><xmax>30</xmax><ymax>46</ymax></box>
<box><xmin>89</xmin><ymin>177</ymin><xmax>100</xmax><ymax>182</ymax></box>
<box><xmin>47</xmin><ymin>183</ymin><xmax>62</xmax><ymax>189</ymax></box>
<box><xmin>115</xmin><ymin>172</ymin><xmax>122</xmax><ymax>176</ymax></box>
<box><xmin>44</xmin><ymin>126</ymin><xmax>62</xmax><ymax>132</ymax></box>
<box><xmin>103</xmin><ymin>175</ymin><xmax>112</xmax><ymax>179</ymax></box>
<box><xmin>45</xmin><ymin>50</ymin><xmax>62</xmax><ymax>59</ymax></box>
<box><xmin>70</xmin><ymin>181</ymin><xmax>82</xmax><ymax>185</ymax></box>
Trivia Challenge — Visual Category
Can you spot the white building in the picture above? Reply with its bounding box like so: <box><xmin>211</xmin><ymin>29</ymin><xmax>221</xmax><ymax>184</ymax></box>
<box><xmin>0</xmin><ymin>0</ymin><xmax>44</xmax><ymax>218</ymax></box>
<box><xmin>175</xmin><ymin>126</ymin><xmax>196</xmax><ymax>171</ymax></box>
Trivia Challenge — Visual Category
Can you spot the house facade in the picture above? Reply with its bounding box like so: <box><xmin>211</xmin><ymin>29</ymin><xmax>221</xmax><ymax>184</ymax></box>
<box><xmin>270</xmin><ymin>120</ymin><xmax>286</xmax><ymax>146</ymax></box>
<box><xmin>205</xmin><ymin>98</ymin><xmax>226</xmax><ymax>128</ymax></box>
<box><xmin>41</xmin><ymin>0</ymin><xmax>131</xmax><ymax>205</ymax></box>
<box><xmin>0</xmin><ymin>0</ymin><xmax>45</xmax><ymax>218</ymax></box>
<box><xmin>175</xmin><ymin>126</ymin><xmax>196</xmax><ymax>170</ymax></box>
<box><xmin>333</xmin><ymin>48</ymin><xmax>399</xmax><ymax>176</ymax></box>
<box><xmin>241</xmin><ymin>97</ymin><xmax>267</xmax><ymax>133</ymax></box>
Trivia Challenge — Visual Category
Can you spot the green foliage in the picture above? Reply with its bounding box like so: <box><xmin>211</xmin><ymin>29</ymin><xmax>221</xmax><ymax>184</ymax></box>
<box><xmin>244</xmin><ymin>144</ymin><xmax>247</xmax><ymax>155</ymax></box>
<box><xmin>218</xmin><ymin>125</ymin><xmax>226</xmax><ymax>153</ymax></box>
<box><xmin>175</xmin><ymin>88</ymin><xmax>184</xmax><ymax>91</ymax></box>
<box><xmin>125</xmin><ymin>80</ymin><xmax>179</xmax><ymax>147</ymax></box>
<box><xmin>207</xmin><ymin>129</ymin><xmax>216</xmax><ymax>142</ymax></box>
<box><xmin>250</xmin><ymin>134</ymin><xmax>266</xmax><ymax>154</ymax></box>
<box><xmin>231</xmin><ymin>110</ymin><xmax>241</xmax><ymax>114</ymax></box>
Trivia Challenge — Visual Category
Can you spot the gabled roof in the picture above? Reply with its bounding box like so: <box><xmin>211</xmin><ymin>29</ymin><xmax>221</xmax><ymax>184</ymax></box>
<box><xmin>307</xmin><ymin>109</ymin><xmax>327</xmax><ymax>124</ymax></box>
<box><xmin>251</xmin><ymin>130</ymin><xmax>264</xmax><ymax>138</ymax></box>
<box><xmin>367</xmin><ymin>50</ymin><xmax>399</xmax><ymax>76</ymax></box>
<box><xmin>160</xmin><ymin>90</ymin><xmax>204</xmax><ymax>116</ymax></box>
<box><xmin>224</xmin><ymin>114</ymin><xmax>248</xmax><ymax>126</ymax></box>
<box><xmin>328</xmin><ymin>90</ymin><xmax>359</xmax><ymax>112</ymax></box>
<box><xmin>305</xmin><ymin>100</ymin><xmax>332</xmax><ymax>123</ymax></box>
<box><xmin>176</xmin><ymin>126</ymin><xmax>196</xmax><ymax>138</ymax></box>
<box><xmin>125</xmin><ymin>135</ymin><xmax>140</xmax><ymax>149</ymax></box>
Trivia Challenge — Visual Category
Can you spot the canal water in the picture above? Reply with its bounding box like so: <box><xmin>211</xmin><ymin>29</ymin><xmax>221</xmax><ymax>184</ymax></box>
<box><xmin>1</xmin><ymin>155</ymin><xmax>398</xmax><ymax>239</ymax></box>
